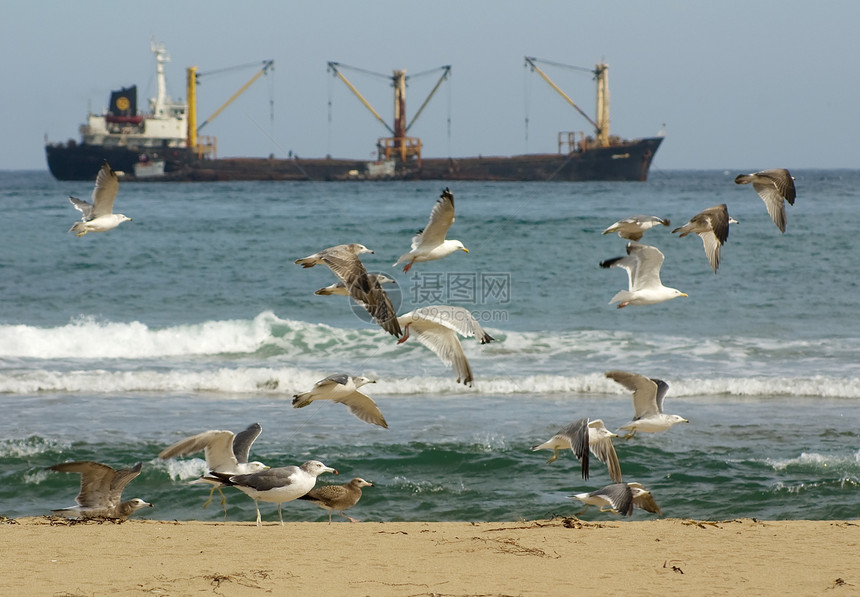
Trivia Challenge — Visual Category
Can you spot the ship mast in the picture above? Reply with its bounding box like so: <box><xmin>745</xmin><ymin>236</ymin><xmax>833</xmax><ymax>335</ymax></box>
<box><xmin>151</xmin><ymin>39</ymin><xmax>171</xmax><ymax>118</ymax></box>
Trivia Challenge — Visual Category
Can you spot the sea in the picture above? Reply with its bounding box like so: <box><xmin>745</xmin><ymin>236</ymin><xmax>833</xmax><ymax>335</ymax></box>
<box><xmin>1</xmin><ymin>169</ymin><xmax>858</xmax><ymax>523</ymax></box>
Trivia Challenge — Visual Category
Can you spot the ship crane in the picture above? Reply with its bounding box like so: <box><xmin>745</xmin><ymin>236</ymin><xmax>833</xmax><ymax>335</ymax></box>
<box><xmin>186</xmin><ymin>59</ymin><xmax>275</xmax><ymax>158</ymax></box>
<box><xmin>327</xmin><ymin>62</ymin><xmax>451</xmax><ymax>164</ymax></box>
<box><xmin>524</xmin><ymin>56</ymin><xmax>611</xmax><ymax>150</ymax></box>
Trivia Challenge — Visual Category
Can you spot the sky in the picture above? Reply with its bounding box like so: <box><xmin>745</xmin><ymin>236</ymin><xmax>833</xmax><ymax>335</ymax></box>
<box><xmin>2</xmin><ymin>1</ymin><xmax>858</xmax><ymax>171</ymax></box>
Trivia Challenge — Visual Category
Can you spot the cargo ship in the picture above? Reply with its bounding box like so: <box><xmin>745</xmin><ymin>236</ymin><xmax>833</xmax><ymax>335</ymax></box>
<box><xmin>45</xmin><ymin>44</ymin><xmax>662</xmax><ymax>183</ymax></box>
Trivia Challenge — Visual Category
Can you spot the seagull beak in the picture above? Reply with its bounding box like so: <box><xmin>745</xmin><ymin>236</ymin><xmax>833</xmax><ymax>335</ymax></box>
<box><xmin>462</xmin><ymin>247</ymin><xmax>469</xmax><ymax>253</ymax></box>
<box><xmin>680</xmin><ymin>293</ymin><xmax>688</xmax><ymax>297</ymax></box>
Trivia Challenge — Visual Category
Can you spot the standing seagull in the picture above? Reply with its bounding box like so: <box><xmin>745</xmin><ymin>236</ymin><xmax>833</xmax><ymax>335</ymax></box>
<box><xmin>396</xmin><ymin>305</ymin><xmax>495</xmax><ymax>386</ymax></box>
<box><xmin>48</xmin><ymin>461</ymin><xmax>152</xmax><ymax>520</ymax></box>
<box><xmin>208</xmin><ymin>460</ymin><xmax>337</xmax><ymax>527</ymax></box>
<box><xmin>599</xmin><ymin>242</ymin><xmax>687</xmax><ymax>308</ymax></box>
<box><xmin>68</xmin><ymin>161</ymin><xmax>132</xmax><ymax>236</ymax></box>
<box><xmin>531</xmin><ymin>417</ymin><xmax>622</xmax><ymax>482</ymax></box>
<box><xmin>299</xmin><ymin>477</ymin><xmax>373</xmax><ymax>523</ymax></box>
<box><xmin>394</xmin><ymin>187</ymin><xmax>468</xmax><ymax>273</ymax></box>
<box><xmin>672</xmin><ymin>204</ymin><xmax>735</xmax><ymax>273</ymax></box>
<box><xmin>293</xmin><ymin>374</ymin><xmax>388</xmax><ymax>428</ymax></box>
<box><xmin>602</xmin><ymin>215</ymin><xmax>670</xmax><ymax>241</ymax></box>
<box><xmin>158</xmin><ymin>423</ymin><xmax>268</xmax><ymax>510</ymax></box>
<box><xmin>296</xmin><ymin>243</ymin><xmax>402</xmax><ymax>337</ymax></box>
<box><xmin>605</xmin><ymin>370</ymin><xmax>689</xmax><ymax>438</ymax></box>
<box><xmin>734</xmin><ymin>168</ymin><xmax>796</xmax><ymax>233</ymax></box>
<box><xmin>570</xmin><ymin>482</ymin><xmax>662</xmax><ymax>516</ymax></box>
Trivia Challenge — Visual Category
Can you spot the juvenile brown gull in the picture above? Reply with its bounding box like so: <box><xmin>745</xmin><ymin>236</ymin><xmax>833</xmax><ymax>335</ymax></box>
<box><xmin>158</xmin><ymin>423</ymin><xmax>268</xmax><ymax>510</ymax></box>
<box><xmin>296</xmin><ymin>243</ymin><xmax>402</xmax><ymax>337</ymax></box>
<box><xmin>48</xmin><ymin>461</ymin><xmax>152</xmax><ymax>520</ymax></box>
<box><xmin>299</xmin><ymin>477</ymin><xmax>373</xmax><ymax>523</ymax></box>
<box><xmin>393</xmin><ymin>187</ymin><xmax>468</xmax><ymax>273</ymax></box>
<box><xmin>734</xmin><ymin>168</ymin><xmax>796</xmax><ymax>233</ymax></box>
<box><xmin>605</xmin><ymin>370</ymin><xmax>689</xmax><ymax>438</ymax></box>
<box><xmin>68</xmin><ymin>160</ymin><xmax>132</xmax><ymax>236</ymax></box>
<box><xmin>672</xmin><ymin>203</ymin><xmax>735</xmax><ymax>273</ymax></box>
<box><xmin>531</xmin><ymin>417</ymin><xmax>622</xmax><ymax>482</ymax></box>
<box><xmin>396</xmin><ymin>305</ymin><xmax>494</xmax><ymax>386</ymax></box>
<box><xmin>570</xmin><ymin>482</ymin><xmax>662</xmax><ymax>516</ymax></box>
<box><xmin>208</xmin><ymin>460</ymin><xmax>337</xmax><ymax>527</ymax></box>
<box><xmin>602</xmin><ymin>214</ymin><xmax>670</xmax><ymax>241</ymax></box>
<box><xmin>293</xmin><ymin>374</ymin><xmax>388</xmax><ymax>428</ymax></box>
<box><xmin>599</xmin><ymin>242</ymin><xmax>687</xmax><ymax>308</ymax></box>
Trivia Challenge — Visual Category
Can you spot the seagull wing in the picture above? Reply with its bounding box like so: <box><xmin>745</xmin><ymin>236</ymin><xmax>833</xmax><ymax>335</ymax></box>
<box><xmin>629</xmin><ymin>483</ymin><xmax>663</xmax><ymax>515</ymax></box>
<box><xmin>323</xmin><ymin>249</ymin><xmax>401</xmax><ymax>337</ymax></box>
<box><xmin>594</xmin><ymin>483</ymin><xmax>634</xmax><ymax>516</ymax></box>
<box><xmin>158</xmin><ymin>429</ymin><xmax>240</xmax><ymax>473</ymax></box>
<box><xmin>401</xmin><ymin>306</ymin><xmax>494</xmax><ymax>343</ymax></box>
<box><xmin>232</xmin><ymin>423</ymin><xmax>262</xmax><ymax>464</ymax></box>
<box><xmin>625</xmin><ymin>243</ymin><xmax>665</xmax><ymax>291</ymax></box>
<box><xmin>588</xmin><ymin>420</ymin><xmax>622</xmax><ymax>483</ymax></box>
<box><xmin>400</xmin><ymin>315</ymin><xmax>474</xmax><ymax>385</ymax></box>
<box><xmin>69</xmin><ymin>196</ymin><xmax>95</xmax><ymax>221</ymax></box>
<box><xmin>336</xmin><ymin>390</ymin><xmax>389</xmax><ymax>428</ymax></box>
<box><xmin>651</xmin><ymin>378</ymin><xmax>670</xmax><ymax>413</ymax></box>
<box><xmin>50</xmin><ymin>461</ymin><xmax>115</xmax><ymax>508</ymax></box>
<box><xmin>90</xmin><ymin>161</ymin><xmax>120</xmax><ymax>217</ymax></box>
<box><xmin>605</xmin><ymin>370</ymin><xmax>660</xmax><ymax>419</ymax></box>
<box><xmin>414</xmin><ymin>188</ymin><xmax>456</xmax><ymax>248</ymax></box>
<box><xmin>107</xmin><ymin>462</ymin><xmax>143</xmax><ymax>507</ymax></box>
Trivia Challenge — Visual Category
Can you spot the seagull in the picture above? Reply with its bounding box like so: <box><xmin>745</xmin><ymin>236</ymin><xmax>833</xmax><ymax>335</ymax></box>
<box><xmin>570</xmin><ymin>482</ymin><xmax>662</xmax><ymax>516</ymax></box>
<box><xmin>599</xmin><ymin>242</ymin><xmax>687</xmax><ymax>308</ymax></box>
<box><xmin>396</xmin><ymin>305</ymin><xmax>495</xmax><ymax>386</ymax></box>
<box><xmin>605</xmin><ymin>370</ymin><xmax>689</xmax><ymax>438</ymax></box>
<box><xmin>158</xmin><ymin>423</ymin><xmax>269</xmax><ymax>510</ymax></box>
<box><xmin>531</xmin><ymin>418</ymin><xmax>622</xmax><ymax>482</ymax></box>
<box><xmin>68</xmin><ymin>160</ymin><xmax>132</xmax><ymax>236</ymax></box>
<box><xmin>602</xmin><ymin>215</ymin><xmax>670</xmax><ymax>241</ymax></box>
<box><xmin>48</xmin><ymin>461</ymin><xmax>152</xmax><ymax>520</ymax></box>
<box><xmin>296</xmin><ymin>243</ymin><xmax>402</xmax><ymax>337</ymax></box>
<box><xmin>293</xmin><ymin>374</ymin><xmax>388</xmax><ymax>428</ymax></box>
<box><xmin>672</xmin><ymin>204</ymin><xmax>735</xmax><ymax>273</ymax></box>
<box><xmin>315</xmin><ymin>273</ymin><xmax>395</xmax><ymax>296</ymax></box>
<box><xmin>299</xmin><ymin>477</ymin><xmax>373</xmax><ymax>523</ymax></box>
<box><xmin>393</xmin><ymin>187</ymin><xmax>468</xmax><ymax>273</ymax></box>
<box><xmin>734</xmin><ymin>168</ymin><xmax>796</xmax><ymax>233</ymax></box>
<box><xmin>208</xmin><ymin>460</ymin><xmax>337</xmax><ymax>527</ymax></box>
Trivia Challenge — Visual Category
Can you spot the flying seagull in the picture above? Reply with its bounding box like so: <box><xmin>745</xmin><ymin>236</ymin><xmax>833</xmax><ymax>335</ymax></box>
<box><xmin>158</xmin><ymin>423</ymin><xmax>269</xmax><ymax>510</ymax></box>
<box><xmin>299</xmin><ymin>477</ymin><xmax>373</xmax><ymax>523</ymax></box>
<box><xmin>672</xmin><ymin>203</ymin><xmax>735</xmax><ymax>273</ymax></box>
<box><xmin>570</xmin><ymin>482</ymin><xmax>662</xmax><ymax>516</ymax></box>
<box><xmin>396</xmin><ymin>305</ymin><xmax>495</xmax><ymax>386</ymax></box>
<box><xmin>602</xmin><ymin>215</ymin><xmax>670</xmax><ymax>241</ymax></box>
<box><xmin>296</xmin><ymin>243</ymin><xmax>402</xmax><ymax>337</ymax></box>
<box><xmin>48</xmin><ymin>461</ymin><xmax>152</xmax><ymax>520</ymax></box>
<box><xmin>531</xmin><ymin>417</ymin><xmax>622</xmax><ymax>482</ymax></box>
<box><xmin>393</xmin><ymin>187</ymin><xmax>468</xmax><ymax>273</ymax></box>
<box><xmin>208</xmin><ymin>460</ymin><xmax>337</xmax><ymax>527</ymax></box>
<box><xmin>68</xmin><ymin>160</ymin><xmax>132</xmax><ymax>236</ymax></box>
<box><xmin>315</xmin><ymin>273</ymin><xmax>395</xmax><ymax>296</ymax></box>
<box><xmin>293</xmin><ymin>374</ymin><xmax>388</xmax><ymax>428</ymax></box>
<box><xmin>605</xmin><ymin>370</ymin><xmax>689</xmax><ymax>438</ymax></box>
<box><xmin>734</xmin><ymin>168</ymin><xmax>796</xmax><ymax>233</ymax></box>
<box><xmin>599</xmin><ymin>242</ymin><xmax>687</xmax><ymax>308</ymax></box>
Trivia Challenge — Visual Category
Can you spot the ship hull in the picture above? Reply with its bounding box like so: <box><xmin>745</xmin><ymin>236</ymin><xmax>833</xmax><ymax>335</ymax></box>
<box><xmin>45</xmin><ymin>137</ymin><xmax>662</xmax><ymax>183</ymax></box>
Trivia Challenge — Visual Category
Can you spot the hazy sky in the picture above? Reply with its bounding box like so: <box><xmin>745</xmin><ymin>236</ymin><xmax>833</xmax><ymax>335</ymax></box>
<box><xmin>3</xmin><ymin>1</ymin><xmax>858</xmax><ymax>171</ymax></box>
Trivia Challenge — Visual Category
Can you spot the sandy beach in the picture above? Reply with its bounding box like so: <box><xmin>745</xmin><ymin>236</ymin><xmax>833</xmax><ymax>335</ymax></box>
<box><xmin>3</xmin><ymin>517</ymin><xmax>858</xmax><ymax>595</ymax></box>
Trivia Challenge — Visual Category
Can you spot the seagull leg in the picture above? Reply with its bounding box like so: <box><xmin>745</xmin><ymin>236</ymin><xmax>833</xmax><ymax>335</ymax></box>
<box><xmin>254</xmin><ymin>500</ymin><xmax>262</xmax><ymax>527</ymax></box>
<box><xmin>396</xmin><ymin>324</ymin><xmax>411</xmax><ymax>345</ymax></box>
<box><xmin>341</xmin><ymin>512</ymin><xmax>360</xmax><ymax>523</ymax></box>
<box><xmin>278</xmin><ymin>503</ymin><xmax>284</xmax><ymax>526</ymax></box>
<box><xmin>402</xmin><ymin>259</ymin><xmax>415</xmax><ymax>273</ymax></box>
<box><xmin>545</xmin><ymin>449</ymin><xmax>559</xmax><ymax>464</ymax></box>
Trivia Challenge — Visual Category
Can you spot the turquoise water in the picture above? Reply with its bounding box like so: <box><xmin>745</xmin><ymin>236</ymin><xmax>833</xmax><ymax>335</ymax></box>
<box><xmin>1</xmin><ymin>170</ymin><xmax>858</xmax><ymax>523</ymax></box>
